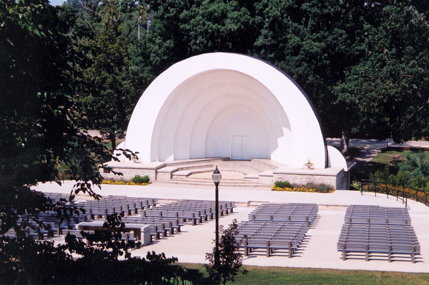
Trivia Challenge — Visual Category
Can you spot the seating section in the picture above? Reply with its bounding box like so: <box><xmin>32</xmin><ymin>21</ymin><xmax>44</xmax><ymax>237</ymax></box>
<box><xmin>120</xmin><ymin>200</ymin><xmax>235</xmax><ymax>240</ymax></box>
<box><xmin>6</xmin><ymin>195</ymin><xmax>422</xmax><ymax>263</ymax></box>
<box><xmin>248</xmin><ymin>203</ymin><xmax>318</xmax><ymax>223</ymax></box>
<box><xmin>4</xmin><ymin>193</ymin><xmax>236</xmax><ymax>246</ymax></box>
<box><xmin>343</xmin><ymin>205</ymin><xmax>411</xmax><ymax>225</ymax></box>
<box><xmin>238</xmin><ymin>203</ymin><xmax>318</xmax><ymax>258</ymax></box>
<box><xmin>79</xmin><ymin>196</ymin><xmax>158</xmax><ymax>220</ymax></box>
<box><xmin>338</xmin><ymin>205</ymin><xmax>420</xmax><ymax>263</ymax></box>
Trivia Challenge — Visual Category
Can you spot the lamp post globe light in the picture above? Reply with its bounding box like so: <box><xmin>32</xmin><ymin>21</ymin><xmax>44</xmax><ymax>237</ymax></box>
<box><xmin>212</xmin><ymin>166</ymin><xmax>222</xmax><ymax>266</ymax></box>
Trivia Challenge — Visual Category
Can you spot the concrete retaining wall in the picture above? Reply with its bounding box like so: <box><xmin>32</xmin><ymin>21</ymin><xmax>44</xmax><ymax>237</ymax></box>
<box><xmin>273</xmin><ymin>167</ymin><xmax>348</xmax><ymax>190</ymax></box>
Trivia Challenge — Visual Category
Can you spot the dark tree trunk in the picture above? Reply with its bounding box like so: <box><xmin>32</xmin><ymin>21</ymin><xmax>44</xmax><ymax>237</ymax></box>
<box><xmin>110</xmin><ymin>135</ymin><xmax>116</xmax><ymax>153</ymax></box>
<box><xmin>340</xmin><ymin>130</ymin><xmax>349</xmax><ymax>154</ymax></box>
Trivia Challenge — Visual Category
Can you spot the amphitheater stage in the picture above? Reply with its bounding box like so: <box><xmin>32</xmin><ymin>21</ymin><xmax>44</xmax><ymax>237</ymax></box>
<box><xmin>102</xmin><ymin>158</ymin><xmax>349</xmax><ymax>189</ymax></box>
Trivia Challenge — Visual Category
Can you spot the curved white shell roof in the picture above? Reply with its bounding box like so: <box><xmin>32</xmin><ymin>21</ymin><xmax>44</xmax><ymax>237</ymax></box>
<box><xmin>125</xmin><ymin>53</ymin><xmax>329</xmax><ymax>168</ymax></box>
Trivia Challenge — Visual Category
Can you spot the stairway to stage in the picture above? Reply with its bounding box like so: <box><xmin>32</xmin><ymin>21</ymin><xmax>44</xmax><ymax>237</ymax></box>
<box><xmin>155</xmin><ymin>158</ymin><xmax>282</xmax><ymax>187</ymax></box>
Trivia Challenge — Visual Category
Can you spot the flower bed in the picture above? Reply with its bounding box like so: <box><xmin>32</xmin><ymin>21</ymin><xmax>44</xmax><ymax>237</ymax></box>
<box><xmin>272</xmin><ymin>186</ymin><xmax>316</xmax><ymax>192</ymax></box>
<box><xmin>271</xmin><ymin>181</ymin><xmax>334</xmax><ymax>193</ymax></box>
<box><xmin>102</xmin><ymin>180</ymin><xmax>149</xmax><ymax>186</ymax></box>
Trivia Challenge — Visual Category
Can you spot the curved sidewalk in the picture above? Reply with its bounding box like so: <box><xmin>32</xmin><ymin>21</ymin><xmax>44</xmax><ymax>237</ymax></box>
<box><xmin>36</xmin><ymin>182</ymin><xmax>429</xmax><ymax>273</ymax></box>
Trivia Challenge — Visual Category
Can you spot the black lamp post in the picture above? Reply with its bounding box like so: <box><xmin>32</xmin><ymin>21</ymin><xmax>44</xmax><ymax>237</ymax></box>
<box><xmin>212</xmin><ymin>166</ymin><xmax>222</xmax><ymax>266</ymax></box>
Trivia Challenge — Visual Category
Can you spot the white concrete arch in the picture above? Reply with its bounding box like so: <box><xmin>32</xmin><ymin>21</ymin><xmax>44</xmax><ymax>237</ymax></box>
<box><xmin>125</xmin><ymin>52</ymin><xmax>328</xmax><ymax>168</ymax></box>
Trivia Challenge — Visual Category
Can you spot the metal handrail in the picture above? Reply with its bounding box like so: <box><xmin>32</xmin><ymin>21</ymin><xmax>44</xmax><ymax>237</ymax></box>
<box><xmin>360</xmin><ymin>180</ymin><xmax>429</xmax><ymax>208</ymax></box>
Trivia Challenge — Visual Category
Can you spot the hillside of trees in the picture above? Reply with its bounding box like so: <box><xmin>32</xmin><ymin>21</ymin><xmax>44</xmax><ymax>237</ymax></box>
<box><xmin>64</xmin><ymin>0</ymin><xmax>429</xmax><ymax>152</ymax></box>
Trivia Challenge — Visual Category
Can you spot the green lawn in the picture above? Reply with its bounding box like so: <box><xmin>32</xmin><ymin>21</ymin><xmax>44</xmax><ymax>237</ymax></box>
<box><xmin>369</xmin><ymin>149</ymin><xmax>414</xmax><ymax>166</ymax></box>
<box><xmin>180</xmin><ymin>264</ymin><xmax>429</xmax><ymax>284</ymax></box>
<box><xmin>350</xmin><ymin>149</ymin><xmax>429</xmax><ymax>182</ymax></box>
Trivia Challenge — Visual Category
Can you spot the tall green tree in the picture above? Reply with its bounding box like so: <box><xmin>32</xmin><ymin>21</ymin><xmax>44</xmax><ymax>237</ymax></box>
<box><xmin>0</xmin><ymin>2</ymin><xmax>182</xmax><ymax>283</ymax></box>
<box><xmin>69</xmin><ymin>0</ymin><xmax>146</xmax><ymax>151</ymax></box>
<box><xmin>0</xmin><ymin>0</ymin><xmax>111</xmax><ymax>281</ymax></box>
<box><xmin>0</xmin><ymin>0</ymin><xmax>107</xmax><ymax>193</ymax></box>
<box><xmin>252</xmin><ymin>0</ymin><xmax>429</xmax><ymax>152</ymax></box>
<box><xmin>140</xmin><ymin>0</ymin><xmax>257</xmax><ymax>81</ymax></box>
<box><xmin>335</xmin><ymin>2</ymin><xmax>429</xmax><ymax>144</ymax></box>
<box><xmin>252</xmin><ymin>0</ymin><xmax>371</xmax><ymax>153</ymax></box>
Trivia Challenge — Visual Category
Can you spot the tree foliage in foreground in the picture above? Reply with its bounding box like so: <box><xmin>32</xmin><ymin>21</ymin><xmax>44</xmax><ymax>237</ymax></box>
<box><xmin>0</xmin><ymin>0</ymin><xmax>107</xmax><ymax>204</ymax></box>
<box><xmin>0</xmin><ymin>237</ymin><xmax>201</xmax><ymax>284</ymax></box>
<box><xmin>0</xmin><ymin>1</ymin><xmax>193</xmax><ymax>283</ymax></box>
<box><xmin>205</xmin><ymin>219</ymin><xmax>247</xmax><ymax>285</ymax></box>
<box><xmin>0</xmin><ymin>209</ymin><xmax>202</xmax><ymax>284</ymax></box>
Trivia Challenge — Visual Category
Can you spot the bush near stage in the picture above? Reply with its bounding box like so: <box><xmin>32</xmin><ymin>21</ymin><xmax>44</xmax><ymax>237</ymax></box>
<box><xmin>274</xmin><ymin>180</ymin><xmax>292</xmax><ymax>188</ymax></box>
<box><xmin>272</xmin><ymin>181</ymin><xmax>334</xmax><ymax>193</ymax></box>
<box><xmin>132</xmin><ymin>175</ymin><xmax>150</xmax><ymax>184</ymax></box>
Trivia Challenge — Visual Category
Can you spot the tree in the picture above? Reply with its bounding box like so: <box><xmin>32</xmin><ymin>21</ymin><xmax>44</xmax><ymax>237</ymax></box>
<box><xmin>251</xmin><ymin>0</ymin><xmax>429</xmax><ymax>152</ymax></box>
<box><xmin>0</xmin><ymin>0</ymin><xmax>107</xmax><ymax>195</ymax></box>
<box><xmin>0</xmin><ymin>0</ymin><xmax>112</xmax><ymax>282</ymax></box>
<box><xmin>0</xmin><ymin>2</ymin><xmax>194</xmax><ymax>282</ymax></box>
<box><xmin>139</xmin><ymin>0</ymin><xmax>257</xmax><ymax>82</ymax></box>
<box><xmin>205</xmin><ymin>219</ymin><xmax>246</xmax><ymax>285</ymax></box>
<box><xmin>65</xmin><ymin>213</ymin><xmax>141</xmax><ymax>261</ymax></box>
<box><xmin>68</xmin><ymin>0</ymin><xmax>147</xmax><ymax>151</ymax></box>
<box><xmin>335</xmin><ymin>2</ymin><xmax>429</xmax><ymax>145</ymax></box>
<box><xmin>253</xmin><ymin>0</ymin><xmax>373</xmax><ymax>153</ymax></box>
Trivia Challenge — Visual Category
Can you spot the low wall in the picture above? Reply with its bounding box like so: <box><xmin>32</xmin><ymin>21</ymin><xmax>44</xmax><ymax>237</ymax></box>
<box><xmin>100</xmin><ymin>161</ymin><xmax>165</xmax><ymax>182</ymax></box>
<box><xmin>273</xmin><ymin>167</ymin><xmax>348</xmax><ymax>190</ymax></box>
<box><xmin>100</xmin><ymin>160</ymin><xmax>349</xmax><ymax>190</ymax></box>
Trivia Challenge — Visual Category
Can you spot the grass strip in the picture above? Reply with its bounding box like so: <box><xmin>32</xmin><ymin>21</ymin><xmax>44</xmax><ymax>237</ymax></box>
<box><xmin>180</xmin><ymin>264</ymin><xmax>429</xmax><ymax>285</ymax></box>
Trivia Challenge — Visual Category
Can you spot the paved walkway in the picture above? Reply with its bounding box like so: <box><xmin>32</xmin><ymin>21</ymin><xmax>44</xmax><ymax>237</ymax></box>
<box><xmin>327</xmin><ymin>138</ymin><xmax>429</xmax><ymax>163</ymax></box>
<box><xmin>35</xmin><ymin>181</ymin><xmax>429</xmax><ymax>273</ymax></box>
<box><xmin>326</xmin><ymin>138</ymin><xmax>429</xmax><ymax>150</ymax></box>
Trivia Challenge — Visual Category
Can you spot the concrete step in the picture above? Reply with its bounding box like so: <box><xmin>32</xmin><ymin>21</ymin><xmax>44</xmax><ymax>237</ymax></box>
<box><xmin>179</xmin><ymin>177</ymin><xmax>257</xmax><ymax>184</ymax></box>
<box><xmin>188</xmin><ymin>176</ymin><xmax>247</xmax><ymax>182</ymax></box>
<box><xmin>251</xmin><ymin>158</ymin><xmax>285</xmax><ymax>170</ymax></box>
<box><xmin>172</xmin><ymin>167</ymin><xmax>214</xmax><ymax>178</ymax></box>
<box><xmin>163</xmin><ymin>158</ymin><xmax>228</xmax><ymax>167</ymax></box>
<box><xmin>215</xmin><ymin>164</ymin><xmax>265</xmax><ymax>173</ymax></box>
<box><xmin>171</xmin><ymin>167</ymin><xmax>263</xmax><ymax>178</ymax></box>
<box><xmin>159</xmin><ymin>164</ymin><xmax>215</xmax><ymax>174</ymax></box>
<box><xmin>157</xmin><ymin>178</ymin><xmax>265</xmax><ymax>187</ymax></box>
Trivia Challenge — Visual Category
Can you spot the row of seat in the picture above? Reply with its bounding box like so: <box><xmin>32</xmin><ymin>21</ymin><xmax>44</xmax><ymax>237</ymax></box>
<box><xmin>134</xmin><ymin>200</ymin><xmax>236</xmax><ymax>240</ymax></box>
<box><xmin>248</xmin><ymin>203</ymin><xmax>318</xmax><ymax>223</ymax></box>
<box><xmin>13</xmin><ymin>194</ymin><xmax>235</xmax><ymax>245</ymax></box>
<box><xmin>344</xmin><ymin>205</ymin><xmax>411</xmax><ymax>225</ymax></box>
<box><xmin>142</xmin><ymin>200</ymin><xmax>235</xmax><ymax>224</ymax></box>
<box><xmin>78</xmin><ymin>196</ymin><xmax>158</xmax><ymax>219</ymax></box>
<box><xmin>237</xmin><ymin>203</ymin><xmax>317</xmax><ymax>258</ymax></box>
<box><xmin>338</xmin><ymin>205</ymin><xmax>420</xmax><ymax>263</ymax></box>
<box><xmin>236</xmin><ymin>220</ymin><xmax>309</xmax><ymax>258</ymax></box>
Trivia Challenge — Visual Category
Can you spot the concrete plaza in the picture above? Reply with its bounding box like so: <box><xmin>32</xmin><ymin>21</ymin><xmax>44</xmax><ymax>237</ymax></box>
<box><xmin>36</xmin><ymin>181</ymin><xmax>429</xmax><ymax>273</ymax></box>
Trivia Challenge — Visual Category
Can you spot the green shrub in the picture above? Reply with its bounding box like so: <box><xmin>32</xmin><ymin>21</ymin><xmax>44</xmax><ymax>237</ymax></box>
<box><xmin>305</xmin><ymin>182</ymin><xmax>316</xmax><ymax>189</ymax></box>
<box><xmin>315</xmin><ymin>184</ymin><xmax>332</xmax><ymax>193</ymax></box>
<box><xmin>350</xmin><ymin>181</ymin><xmax>360</xmax><ymax>190</ymax></box>
<box><xmin>274</xmin><ymin>180</ymin><xmax>292</xmax><ymax>188</ymax></box>
<box><xmin>132</xmin><ymin>175</ymin><xmax>150</xmax><ymax>184</ymax></box>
